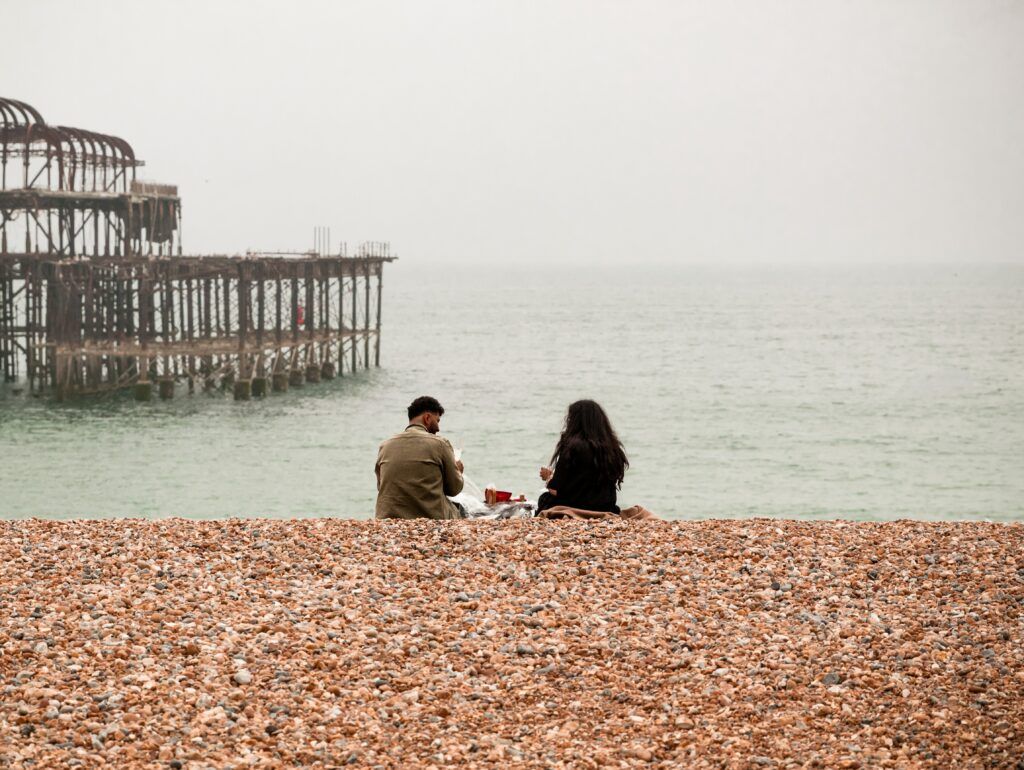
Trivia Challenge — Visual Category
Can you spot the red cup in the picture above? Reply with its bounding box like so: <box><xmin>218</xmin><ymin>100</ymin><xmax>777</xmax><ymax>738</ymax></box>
<box><xmin>494</xmin><ymin>490</ymin><xmax>512</xmax><ymax>502</ymax></box>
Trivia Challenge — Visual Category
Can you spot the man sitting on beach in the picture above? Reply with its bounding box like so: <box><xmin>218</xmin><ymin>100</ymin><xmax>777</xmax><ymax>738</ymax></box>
<box><xmin>375</xmin><ymin>396</ymin><xmax>465</xmax><ymax>520</ymax></box>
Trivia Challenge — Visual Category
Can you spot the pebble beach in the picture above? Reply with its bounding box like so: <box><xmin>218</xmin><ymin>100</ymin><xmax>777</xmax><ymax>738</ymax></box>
<box><xmin>1</xmin><ymin>518</ymin><xmax>1022</xmax><ymax>769</ymax></box>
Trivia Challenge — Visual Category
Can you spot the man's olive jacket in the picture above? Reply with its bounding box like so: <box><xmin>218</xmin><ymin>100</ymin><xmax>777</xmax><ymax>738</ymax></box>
<box><xmin>375</xmin><ymin>424</ymin><xmax>464</xmax><ymax>519</ymax></box>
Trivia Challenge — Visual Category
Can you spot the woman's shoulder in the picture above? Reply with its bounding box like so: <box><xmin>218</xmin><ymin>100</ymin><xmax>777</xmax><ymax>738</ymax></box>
<box><xmin>557</xmin><ymin>436</ymin><xmax>592</xmax><ymax>463</ymax></box>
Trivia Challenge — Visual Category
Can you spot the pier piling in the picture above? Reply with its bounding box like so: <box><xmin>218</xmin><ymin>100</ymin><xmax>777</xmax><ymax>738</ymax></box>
<box><xmin>158</xmin><ymin>379</ymin><xmax>175</xmax><ymax>400</ymax></box>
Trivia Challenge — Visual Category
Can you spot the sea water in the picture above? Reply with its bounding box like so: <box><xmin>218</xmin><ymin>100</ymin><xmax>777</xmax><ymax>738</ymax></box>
<box><xmin>1</xmin><ymin>263</ymin><xmax>1021</xmax><ymax>520</ymax></box>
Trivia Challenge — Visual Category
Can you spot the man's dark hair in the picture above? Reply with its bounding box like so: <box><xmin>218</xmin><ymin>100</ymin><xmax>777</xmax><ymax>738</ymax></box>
<box><xmin>408</xmin><ymin>396</ymin><xmax>445</xmax><ymax>421</ymax></box>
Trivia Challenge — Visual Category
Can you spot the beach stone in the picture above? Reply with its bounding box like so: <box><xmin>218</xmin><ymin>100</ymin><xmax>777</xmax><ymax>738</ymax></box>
<box><xmin>0</xmin><ymin>518</ymin><xmax>1021</xmax><ymax>768</ymax></box>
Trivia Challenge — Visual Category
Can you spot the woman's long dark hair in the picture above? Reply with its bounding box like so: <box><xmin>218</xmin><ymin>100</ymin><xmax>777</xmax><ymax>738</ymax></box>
<box><xmin>550</xmin><ymin>400</ymin><xmax>629</xmax><ymax>488</ymax></box>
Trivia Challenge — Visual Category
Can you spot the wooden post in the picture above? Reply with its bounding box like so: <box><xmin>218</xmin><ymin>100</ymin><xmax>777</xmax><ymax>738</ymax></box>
<box><xmin>273</xmin><ymin>262</ymin><xmax>283</xmax><ymax>381</ymax></box>
<box><xmin>51</xmin><ymin>264</ymin><xmax>67</xmax><ymax>399</ymax></box>
<box><xmin>351</xmin><ymin>260</ymin><xmax>357</xmax><ymax>373</ymax></box>
<box><xmin>186</xmin><ymin>266</ymin><xmax>195</xmax><ymax>392</ymax></box>
<box><xmin>237</xmin><ymin>261</ymin><xmax>249</xmax><ymax>381</ymax></box>
<box><xmin>136</xmin><ymin>263</ymin><xmax>153</xmax><ymax>398</ymax></box>
<box><xmin>305</xmin><ymin>260</ymin><xmax>315</xmax><ymax>371</ymax></box>
<box><xmin>291</xmin><ymin>267</ymin><xmax>299</xmax><ymax>345</ymax></box>
<box><xmin>223</xmin><ymin>268</ymin><xmax>232</xmax><ymax>378</ymax></box>
<box><xmin>290</xmin><ymin>265</ymin><xmax>301</xmax><ymax>383</ymax></box>
<box><xmin>202</xmin><ymin>276</ymin><xmax>213</xmax><ymax>382</ymax></box>
<box><xmin>364</xmin><ymin>260</ymin><xmax>371</xmax><ymax>370</ymax></box>
<box><xmin>375</xmin><ymin>264</ymin><xmax>383</xmax><ymax>367</ymax></box>
<box><xmin>320</xmin><ymin>260</ymin><xmax>329</xmax><ymax>371</ymax></box>
<box><xmin>275</xmin><ymin>264</ymin><xmax>283</xmax><ymax>349</ymax></box>
<box><xmin>176</xmin><ymin>268</ymin><xmax>185</xmax><ymax>378</ymax></box>
<box><xmin>81</xmin><ymin>263</ymin><xmax>95</xmax><ymax>391</ymax></box>
<box><xmin>256</xmin><ymin>261</ymin><xmax>265</xmax><ymax>374</ymax></box>
<box><xmin>160</xmin><ymin>262</ymin><xmax>171</xmax><ymax>383</ymax></box>
<box><xmin>337</xmin><ymin>260</ymin><xmax>344</xmax><ymax>377</ymax></box>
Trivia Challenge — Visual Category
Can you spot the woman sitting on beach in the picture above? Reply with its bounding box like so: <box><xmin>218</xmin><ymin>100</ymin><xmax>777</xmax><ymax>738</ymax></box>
<box><xmin>537</xmin><ymin>399</ymin><xmax>629</xmax><ymax>515</ymax></box>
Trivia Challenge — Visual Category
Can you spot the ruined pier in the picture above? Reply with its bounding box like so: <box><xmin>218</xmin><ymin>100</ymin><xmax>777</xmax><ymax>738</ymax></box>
<box><xmin>0</xmin><ymin>97</ymin><xmax>394</xmax><ymax>399</ymax></box>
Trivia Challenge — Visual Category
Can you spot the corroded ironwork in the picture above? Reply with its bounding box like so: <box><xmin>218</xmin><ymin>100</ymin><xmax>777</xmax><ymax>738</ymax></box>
<box><xmin>0</xmin><ymin>98</ymin><xmax>394</xmax><ymax>398</ymax></box>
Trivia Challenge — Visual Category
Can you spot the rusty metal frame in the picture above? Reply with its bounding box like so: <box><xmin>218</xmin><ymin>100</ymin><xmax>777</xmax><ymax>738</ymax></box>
<box><xmin>0</xmin><ymin>97</ymin><xmax>395</xmax><ymax>398</ymax></box>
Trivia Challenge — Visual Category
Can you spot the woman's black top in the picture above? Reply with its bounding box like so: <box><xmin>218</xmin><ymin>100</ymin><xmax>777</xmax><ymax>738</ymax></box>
<box><xmin>537</xmin><ymin>442</ymin><xmax>620</xmax><ymax>514</ymax></box>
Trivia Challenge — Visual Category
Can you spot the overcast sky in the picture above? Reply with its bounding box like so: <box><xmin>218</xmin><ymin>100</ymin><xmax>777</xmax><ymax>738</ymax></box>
<box><xmin>3</xmin><ymin>0</ymin><xmax>1022</xmax><ymax>265</ymax></box>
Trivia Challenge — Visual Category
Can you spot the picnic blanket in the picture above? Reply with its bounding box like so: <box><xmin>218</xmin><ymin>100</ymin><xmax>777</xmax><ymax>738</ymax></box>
<box><xmin>539</xmin><ymin>504</ymin><xmax>659</xmax><ymax>521</ymax></box>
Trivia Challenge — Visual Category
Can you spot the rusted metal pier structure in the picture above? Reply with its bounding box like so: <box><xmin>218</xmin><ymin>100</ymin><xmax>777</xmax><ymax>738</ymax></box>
<box><xmin>0</xmin><ymin>97</ymin><xmax>394</xmax><ymax>400</ymax></box>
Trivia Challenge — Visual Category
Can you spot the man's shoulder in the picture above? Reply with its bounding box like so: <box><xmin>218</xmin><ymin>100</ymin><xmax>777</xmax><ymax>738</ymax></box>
<box><xmin>380</xmin><ymin>429</ymin><xmax>447</xmax><ymax>451</ymax></box>
<box><xmin>379</xmin><ymin>431</ymin><xmax>409</xmax><ymax>450</ymax></box>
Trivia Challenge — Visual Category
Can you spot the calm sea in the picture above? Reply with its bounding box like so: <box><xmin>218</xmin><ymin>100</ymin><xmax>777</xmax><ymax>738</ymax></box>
<box><xmin>1</xmin><ymin>263</ymin><xmax>1021</xmax><ymax>521</ymax></box>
